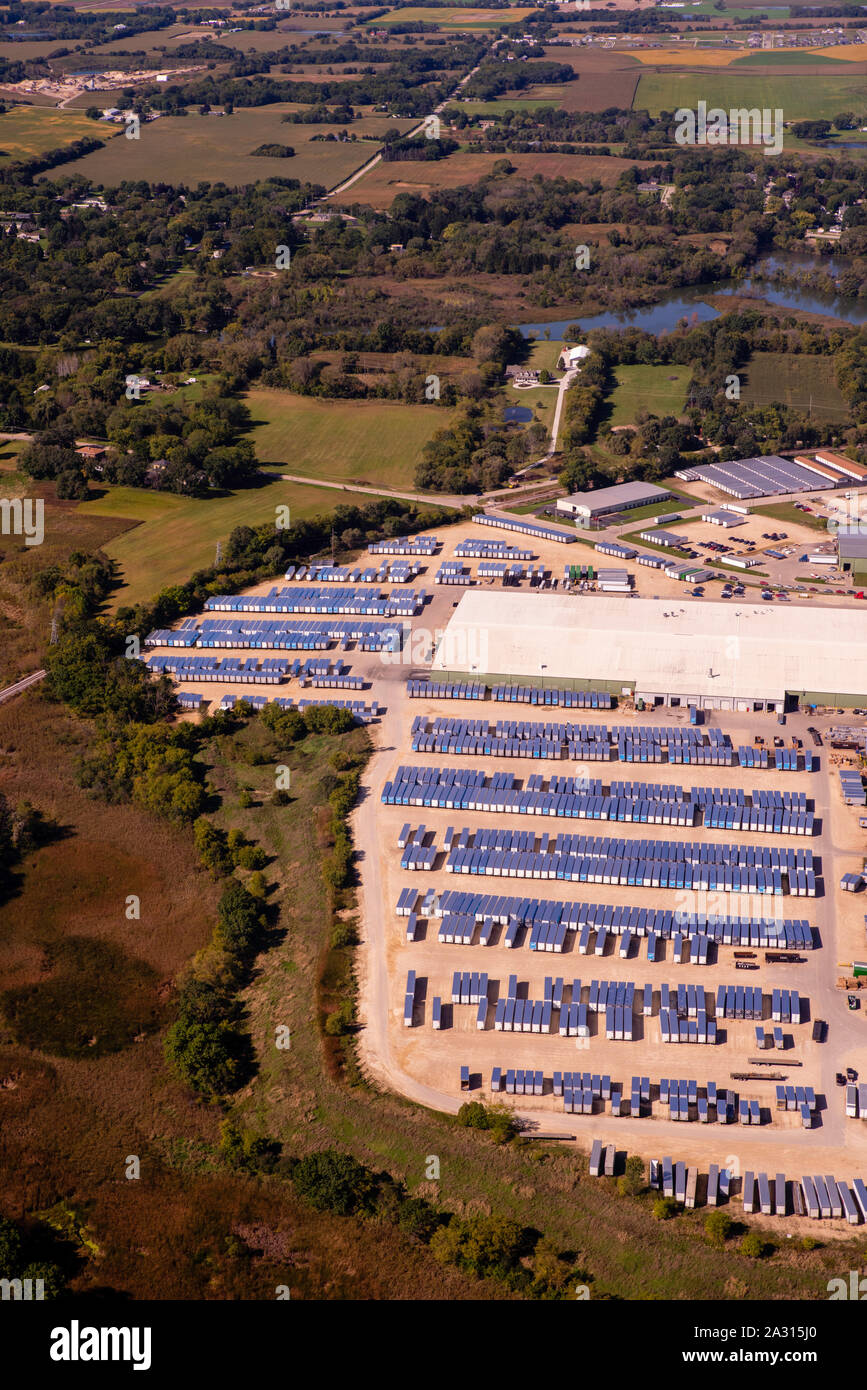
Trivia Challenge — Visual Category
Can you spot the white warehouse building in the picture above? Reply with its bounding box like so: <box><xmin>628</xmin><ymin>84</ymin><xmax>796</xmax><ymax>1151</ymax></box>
<box><xmin>556</xmin><ymin>481</ymin><xmax>672</xmax><ymax>521</ymax></box>
<box><xmin>431</xmin><ymin>591</ymin><xmax>867</xmax><ymax>710</ymax></box>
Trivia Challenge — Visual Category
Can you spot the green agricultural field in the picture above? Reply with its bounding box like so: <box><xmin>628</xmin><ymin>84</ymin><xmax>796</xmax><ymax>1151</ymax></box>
<box><xmin>740</xmin><ymin>352</ymin><xmax>848</xmax><ymax>421</ymax></box>
<box><xmin>731</xmin><ymin>50</ymin><xmax>858</xmax><ymax>68</ymax></box>
<box><xmin>364</xmin><ymin>6</ymin><xmax>534</xmax><ymax>28</ymax></box>
<box><xmin>633</xmin><ymin>71</ymin><xmax>867</xmax><ymax>123</ymax></box>
<box><xmin>681</xmin><ymin>2</ymin><xmax>791</xmax><ymax>14</ymax></box>
<box><xmin>40</xmin><ymin>109</ymin><xmax>414</xmax><ymax>189</ymax></box>
<box><xmin>605</xmin><ymin>364</ymin><xmax>692</xmax><ymax>427</ymax></box>
<box><xmin>77</xmin><ymin>477</ymin><xmax>396</xmax><ymax>608</ymax></box>
<box><xmin>0</xmin><ymin>105</ymin><xmax>117</xmax><ymax>166</ymax></box>
<box><xmin>246</xmin><ymin>389</ymin><xmax>453</xmax><ymax>490</ymax></box>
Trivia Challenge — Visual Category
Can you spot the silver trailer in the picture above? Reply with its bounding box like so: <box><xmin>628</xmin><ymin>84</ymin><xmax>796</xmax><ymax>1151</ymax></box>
<box><xmin>604</xmin><ymin>1144</ymin><xmax>616</xmax><ymax>1177</ymax></box>
<box><xmin>825</xmin><ymin>1176</ymin><xmax>843</xmax><ymax>1220</ymax></box>
<box><xmin>838</xmin><ymin>1181</ymin><xmax>860</xmax><ymax>1226</ymax></box>
<box><xmin>685</xmin><ymin>1167</ymin><xmax>698</xmax><ymax>1209</ymax></box>
<box><xmin>707</xmin><ymin>1163</ymin><xmax>720</xmax><ymax>1207</ymax></box>
<box><xmin>775</xmin><ymin>1173</ymin><xmax>787</xmax><ymax>1216</ymax></box>
<box><xmin>663</xmin><ymin>1156</ymin><xmax>674</xmax><ymax>1198</ymax></box>
<box><xmin>742</xmin><ymin>1170</ymin><xmax>756</xmax><ymax>1213</ymax></box>
<box><xmin>675</xmin><ymin>1162</ymin><xmax>687</xmax><ymax>1204</ymax></box>
<box><xmin>758</xmin><ymin>1171</ymin><xmax>772</xmax><ymax>1216</ymax></box>
<box><xmin>589</xmin><ymin>1139</ymin><xmax>603</xmax><ymax>1177</ymax></box>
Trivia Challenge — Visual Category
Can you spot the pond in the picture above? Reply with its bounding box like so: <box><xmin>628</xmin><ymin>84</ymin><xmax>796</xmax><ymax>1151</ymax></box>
<box><xmin>503</xmin><ymin>405</ymin><xmax>534</xmax><ymax>423</ymax></box>
<box><xmin>513</xmin><ymin>252</ymin><xmax>867</xmax><ymax>339</ymax></box>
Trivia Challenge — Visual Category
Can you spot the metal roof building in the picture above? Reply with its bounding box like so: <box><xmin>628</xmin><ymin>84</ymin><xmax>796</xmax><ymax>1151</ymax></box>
<box><xmin>432</xmin><ymin>592</ymin><xmax>867</xmax><ymax>710</ymax></box>
<box><xmin>555</xmin><ymin>481</ymin><xmax>672</xmax><ymax>520</ymax></box>
<box><xmin>838</xmin><ymin>532</ymin><xmax>867</xmax><ymax>582</ymax></box>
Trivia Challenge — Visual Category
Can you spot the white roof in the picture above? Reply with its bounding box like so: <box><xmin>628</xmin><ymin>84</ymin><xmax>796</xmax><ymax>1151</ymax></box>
<box><xmin>432</xmin><ymin>591</ymin><xmax>867</xmax><ymax>700</ymax></box>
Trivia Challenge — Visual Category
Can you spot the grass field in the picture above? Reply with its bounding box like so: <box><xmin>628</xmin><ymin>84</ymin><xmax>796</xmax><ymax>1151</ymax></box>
<box><xmin>245</xmin><ymin>389</ymin><xmax>450</xmax><ymax>490</ymax></box>
<box><xmin>77</xmin><ymin>477</ymin><xmax>396</xmax><ymax>607</ymax></box>
<box><xmin>731</xmin><ymin>48</ymin><xmax>866</xmax><ymax>68</ymax></box>
<box><xmin>633</xmin><ymin>70</ymin><xmax>867</xmax><ymax>122</ymax></box>
<box><xmin>605</xmin><ymin>364</ymin><xmax>692</xmax><ymax>428</ymax></box>
<box><xmin>752</xmin><ymin>501</ymin><xmax>830</xmax><ymax>531</ymax></box>
<box><xmin>740</xmin><ymin>352</ymin><xmax>848</xmax><ymax>421</ymax></box>
<box><xmin>41</xmin><ymin>109</ymin><xmax>413</xmax><ymax>188</ymax></box>
<box><xmin>0</xmin><ymin>105</ymin><xmax>118</xmax><ymax>166</ymax></box>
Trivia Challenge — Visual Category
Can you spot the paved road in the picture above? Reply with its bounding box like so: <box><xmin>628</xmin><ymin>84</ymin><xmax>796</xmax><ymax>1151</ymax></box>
<box><xmin>0</xmin><ymin>670</ymin><xmax>46</xmax><ymax>704</ymax></box>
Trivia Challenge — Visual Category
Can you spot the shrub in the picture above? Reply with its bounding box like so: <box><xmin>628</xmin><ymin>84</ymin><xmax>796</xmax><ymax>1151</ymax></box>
<box><xmin>740</xmin><ymin>1232</ymin><xmax>765</xmax><ymax>1259</ymax></box>
<box><xmin>705</xmin><ymin>1211</ymin><xmax>733</xmax><ymax>1248</ymax></box>
<box><xmin>291</xmin><ymin>1150</ymin><xmax>377</xmax><ymax>1216</ymax></box>
<box><xmin>652</xmin><ymin>1197</ymin><xmax>679</xmax><ymax>1221</ymax></box>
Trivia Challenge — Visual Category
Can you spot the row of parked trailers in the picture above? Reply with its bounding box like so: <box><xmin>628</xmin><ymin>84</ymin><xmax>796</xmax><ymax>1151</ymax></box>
<box><xmin>369</xmin><ymin>537</ymin><xmax>439</xmax><ymax>555</ymax></box>
<box><xmin>148</xmin><ymin>617</ymin><xmax>403</xmax><ymax>651</ymax></box>
<box><xmin>203</xmin><ymin>585</ymin><xmax>424</xmax><ymax>617</ymax></box>
<box><xmin>455</xmin><ymin>540</ymin><xmax>534</xmax><ymax>560</ymax></box>
<box><xmin>184</xmin><ymin>693</ymin><xmax>382</xmax><ymax>722</ymax></box>
<box><xmin>659</xmin><ymin>1011</ymin><xmax>718</xmax><ymax>1044</ymax></box>
<box><xmin>147</xmin><ymin>655</ymin><xmax>290</xmax><ymax>683</ymax></box>
<box><xmin>472</xmin><ymin>512</ymin><xmax>577</xmax><ymax>544</ymax></box>
<box><xmin>395</xmin><ymin>886</ymin><xmax>814</xmax><ymax>951</ymax></box>
<box><xmin>287</xmin><ymin>562</ymin><xmax>421</xmax><ymax>584</ymax></box>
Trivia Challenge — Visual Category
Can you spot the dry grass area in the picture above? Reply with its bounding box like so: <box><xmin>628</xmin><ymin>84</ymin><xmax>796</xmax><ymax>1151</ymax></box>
<box><xmin>332</xmin><ymin>149</ymin><xmax>650</xmax><ymax>209</ymax></box>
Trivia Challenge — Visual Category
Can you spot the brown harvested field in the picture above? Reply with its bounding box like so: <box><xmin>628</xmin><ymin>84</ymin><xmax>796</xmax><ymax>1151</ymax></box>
<box><xmin>535</xmin><ymin>45</ymin><xmax>641</xmax><ymax>111</ymax></box>
<box><xmin>40</xmin><ymin>109</ymin><xmax>415</xmax><ymax>189</ymax></box>
<box><xmin>332</xmin><ymin>149</ymin><xmax>650</xmax><ymax>209</ymax></box>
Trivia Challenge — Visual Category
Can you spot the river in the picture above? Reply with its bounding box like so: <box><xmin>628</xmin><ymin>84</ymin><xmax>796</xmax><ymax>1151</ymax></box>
<box><xmin>515</xmin><ymin>252</ymin><xmax>867</xmax><ymax>338</ymax></box>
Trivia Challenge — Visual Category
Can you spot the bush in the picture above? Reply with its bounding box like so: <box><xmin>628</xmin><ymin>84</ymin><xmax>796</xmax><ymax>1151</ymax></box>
<box><xmin>652</xmin><ymin>1197</ymin><xmax>679</xmax><ymax>1221</ymax></box>
<box><xmin>272</xmin><ymin>788</ymin><xmax>291</xmax><ymax>806</ymax></box>
<box><xmin>739</xmin><ymin>1232</ymin><xmax>765</xmax><ymax>1259</ymax></box>
<box><xmin>429</xmin><ymin>1212</ymin><xmax>525</xmax><ymax>1280</ymax></box>
<box><xmin>235</xmin><ymin>844</ymin><xmax>266</xmax><ymax>871</ymax></box>
<box><xmin>164</xmin><ymin>1017</ymin><xmax>247</xmax><ymax>1096</ymax></box>
<box><xmin>331</xmin><ymin>919</ymin><xmax>358</xmax><ymax>948</ymax></box>
<box><xmin>397</xmin><ymin>1197</ymin><xmax>441</xmax><ymax>1243</ymax></box>
<box><xmin>291</xmin><ymin>1150</ymin><xmax>377</xmax><ymax>1216</ymax></box>
<box><xmin>705</xmin><ymin>1210</ymin><xmax>733</xmax><ymax>1248</ymax></box>
<box><xmin>246</xmin><ymin>870</ymin><xmax>267</xmax><ymax>899</ymax></box>
<box><xmin>324</xmin><ymin>1000</ymin><xmax>354</xmax><ymax>1036</ymax></box>
<box><xmin>238</xmin><ymin>789</ymin><xmax>254</xmax><ymax>809</ymax></box>
<box><xmin>619</xmin><ymin>1154</ymin><xmax>645</xmax><ymax>1196</ymax></box>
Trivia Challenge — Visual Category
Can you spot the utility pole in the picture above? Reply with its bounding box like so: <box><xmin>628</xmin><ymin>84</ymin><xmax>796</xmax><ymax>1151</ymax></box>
<box><xmin>331</xmin><ymin>527</ymin><xmax>336</xmax><ymax>565</ymax></box>
<box><xmin>215</xmin><ymin>540</ymin><xmax>222</xmax><ymax>565</ymax></box>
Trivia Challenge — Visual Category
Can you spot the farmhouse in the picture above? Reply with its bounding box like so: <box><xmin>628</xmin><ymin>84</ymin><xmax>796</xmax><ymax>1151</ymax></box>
<box><xmin>431</xmin><ymin>591</ymin><xmax>867</xmax><ymax>710</ymax></box>
<box><xmin>556</xmin><ymin>480</ymin><xmax>672</xmax><ymax>521</ymax></box>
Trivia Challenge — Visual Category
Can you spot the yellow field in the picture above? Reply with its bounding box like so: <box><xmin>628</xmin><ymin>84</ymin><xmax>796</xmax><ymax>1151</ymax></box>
<box><xmin>633</xmin><ymin>43</ymin><xmax>867</xmax><ymax>66</ymax></box>
<box><xmin>633</xmin><ymin>48</ymin><xmax>744</xmax><ymax>66</ymax></box>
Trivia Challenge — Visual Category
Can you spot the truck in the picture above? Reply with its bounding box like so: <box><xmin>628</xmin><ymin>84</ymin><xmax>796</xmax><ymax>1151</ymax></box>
<box><xmin>689</xmin><ymin>705</ymin><xmax>701</xmax><ymax>726</ymax></box>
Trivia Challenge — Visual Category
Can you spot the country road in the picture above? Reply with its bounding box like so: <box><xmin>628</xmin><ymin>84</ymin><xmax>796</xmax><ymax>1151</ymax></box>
<box><xmin>272</xmin><ymin>472</ymin><xmax>473</xmax><ymax>510</ymax></box>
<box><xmin>0</xmin><ymin>670</ymin><xmax>46</xmax><ymax>704</ymax></box>
<box><xmin>323</xmin><ymin>42</ymin><xmax>497</xmax><ymax>202</ymax></box>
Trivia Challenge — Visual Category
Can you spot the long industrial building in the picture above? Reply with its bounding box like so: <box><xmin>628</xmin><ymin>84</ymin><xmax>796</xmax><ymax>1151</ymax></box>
<box><xmin>431</xmin><ymin>592</ymin><xmax>867</xmax><ymax>710</ymax></box>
